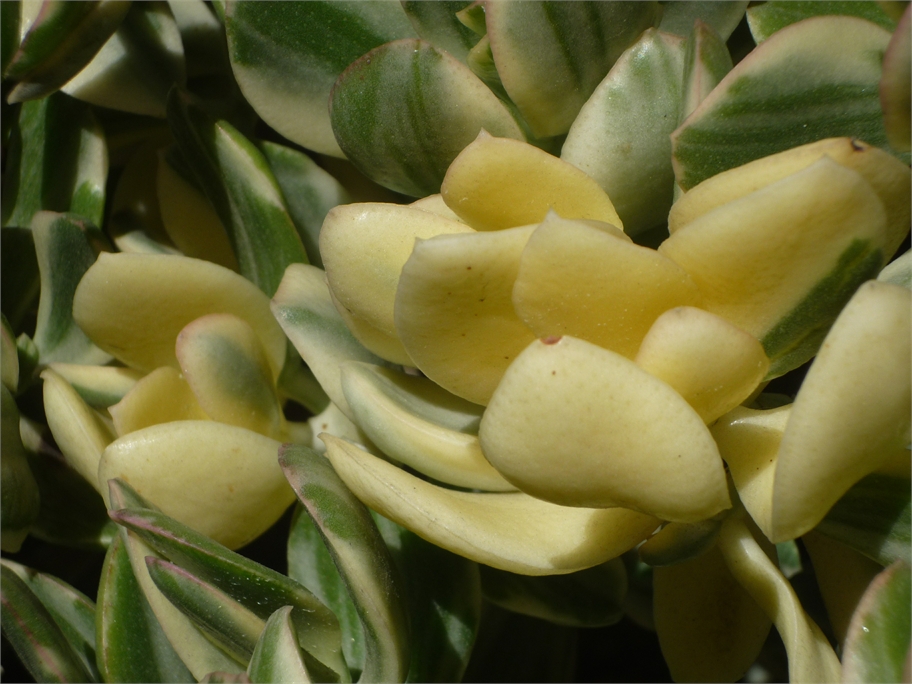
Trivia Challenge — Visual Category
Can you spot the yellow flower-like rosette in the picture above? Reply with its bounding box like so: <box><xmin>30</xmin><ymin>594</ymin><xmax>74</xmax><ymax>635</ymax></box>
<box><xmin>285</xmin><ymin>132</ymin><xmax>910</xmax><ymax>682</ymax></box>
<box><xmin>43</xmin><ymin>252</ymin><xmax>299</xmax><ymax>550</ymax></box>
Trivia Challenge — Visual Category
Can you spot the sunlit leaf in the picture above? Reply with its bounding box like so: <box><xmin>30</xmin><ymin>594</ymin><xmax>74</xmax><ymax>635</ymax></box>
<box><xmin>747</xmin><ymin>1</ymin><xmax>896</xmax><ymax>43</ymax></box>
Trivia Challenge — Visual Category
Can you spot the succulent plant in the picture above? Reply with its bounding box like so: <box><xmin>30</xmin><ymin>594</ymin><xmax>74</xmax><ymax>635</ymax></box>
<box><xmin>1</xmin><ymin>1</ymin><xmax>910</xmax><ymax>683</ymax></box>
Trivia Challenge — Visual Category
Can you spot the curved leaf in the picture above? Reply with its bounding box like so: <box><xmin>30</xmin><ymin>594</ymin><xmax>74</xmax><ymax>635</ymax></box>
<box><xmin>280</xmin><ymin>443</ymin><xmax>410</xmax><ymax>684</ymax></box>
<box><xmin>747</xmin><ymin>1</ymin><xmax>896</xmax><ymax>43</ymax></box>
<box><xmin>96</xmin><ymin>534</ymin><xmax>194</xmax><ymax>683</ymax></box>
<box><xmin>485</xmin><ymin>1</ymin><xmax>661</xmax><ymax>137</ymax></box>
<box><xmin>401</xmin><ymin>1</ymin><xmax>479</xmax><ymax>63</ymax></box>
<box><xmin>672</xmin><ymin>16</ymin><xmax>904</xmax><ymax>190</ymax></box>
<box><xmin>658</xmin><ymin>1</ymin><xmax>748</xmax><ymax>40</ymax></box>
<box><xmin>247</xmin><ymin>607</ymin><xmax>314</xmax><ymax>684</ymax></box>
<box><xmin>225</xmin><ymin>0</ymin><xmax>416</xmax><ymax>156</ymax></box>
<box><xmin>5</xmin><ymin>0</ymin><xmax>131</xmax><ymax>103</ymax></box>
<box><xmin>330</xmin><ymin>38</ymin><xmax>524</xmax><ymax>197</ymax></box>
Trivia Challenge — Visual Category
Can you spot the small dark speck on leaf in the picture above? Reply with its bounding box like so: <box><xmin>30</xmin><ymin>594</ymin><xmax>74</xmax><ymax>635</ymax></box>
<box><xmin>542</xmin><ymin>336</ymin><xmax>562</xmax><ymax>345</ymax></box>
<box><xmin>850</xmin><ymin>138</ymin><xmax>863</xmax><ymax>151</ymax></box>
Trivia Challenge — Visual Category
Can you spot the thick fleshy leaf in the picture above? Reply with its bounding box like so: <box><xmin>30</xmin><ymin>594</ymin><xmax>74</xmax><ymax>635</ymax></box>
<box><xmin>479</xmin><ymin>336</ymin><xmax>730</xmax><ymax>522</ymax></box>
<box><xmin>224</xmin><ymin>0</ymin><xmax>416</xmax><ymax>157</ymax></box>
<box><xmin>771</xmin><ymin>281</ymin><xmax>911</xmax><ymax>542</ymax></box>
<box><xmin>802</xmin><ymin>531</ymin><xmax>883</xmax><ymax>647</ymax></box>
<box><xmin>259</xmin><ymin>141</ymin><xmax>353</xmax><ymax>269</ymax></box>
<box><xmin>320</xmin><ymin>434</ymin><xmax>659</xmax><ymax>576</ymax></box>
<box><xmin>668</xmin><ymin>137</ymin><xmax>911</xmax><ymax>262</ymax></box>
<box><xmin>658</xmin><ymin>1</ymin><xmax>748</xmax><ymax>40</ymax></box>
<box><xmin>672</xmin><ymin>16</ymin><xmax>905</xmax><ymax>191</ymax></box>
<box><xmin>712</xmin><ymin>405</ymin><xmax>791</xmax><ymax>538</ymax></box>
<box><xmin>513</xmin><ymin>214</ymin><xmax>701</xmax><ymax>360</ymax></box>
<box><xmin>401</xmin><ymin>0</ymin><xmax>479</xmax><ymax>63</ymax></box>
<box><xmin>167</xmin><ymin>88</ymin><xmax>308</xmax><ymax>297</ymax></box>
<box><xmin>479</xmin><ymin>559</ymin><xmax>626</xmax><ymax>628</ymax></box>
<box><xmin>280</xmin><ymin>443</ymin><xmax>409</xmax><ymax>684</ymax></box>
<box><xmin>678</xmin><ymin>19</ymin><xmax>733</xmax><ymax>125</ymax></box>
<box><xmin>561</xmin><ymin>29</ymin><xmax>685</xmax><ymax>235</ymax></box>
<box><xmin>747</xmin><ymin>1</ymin><xmax>897</xmax><ymax>43</ymax></box>
<box><xmin>31</xmin><ymin>212</ymin><xmax>111</xmax><ymax>365</ymax></box>
<box><xmin>99</xmin><ymin>421</ymin><xmax>294</xmax><ymax>549</ymax></box>
<box><xmin>660</xmin><ymin>157</ymin><xmax>889</xmax><ymax>378</ymax></box>
<box><xmin>395</xmin><ymin>226</ymin><xmax>536</xmax><ymax>405</ymax></box>
<box><xmin>145</xmin><ymin>556</ymin><xmax>267</xmax><ymax>664</ymax></box>
<box><xmin>4</xmin><ymin>560</ymin><xmax>99</xmax><ymax>682</ymax></box>
<box><xmin>1</xmin><ymin>228</ymin><xmax>39</xmax><ymax>332</ymax></box>
<box><xmin>2</xmin><ymin>317</ymin><xmax>19</xmax><ymax>392</ymax></box>
<box><xmin>271</xmin><ymin>264</ymin><xmax>387</xmax><ymax>420</ymax></box>
<box><xmin>109</xmin><ymin>366</ymin><xmax>208</xmax><ymax>437</ymax></box>
<box><xmin>717</xmin><ymin>512</ymin><xmax>842</xmax><ymax>683</ymax></box>
<box><xmin>880</xmin><ymin>6</ymin><xmax>911</xmax><ymax>152</ymax></box>
<box><xmin>287</xmin><ymin>505</ymin><xmax>364</xmax><ymax>676</ymax></box>
<box><xmin>73</xmin><ymin>252</ymin><xmax>287</xmax><ymax>377</ymax></box>
<box><xmin>0</xmin><ymin>563</ymin><xmax>94</xmax><ymax>683</ymax></box>
<box><xmin>96</xmin><ymin>534</ymin><xmax>194</xmax><ymax>683</ymax></box>
<box><xmin>2</xmin><ymin>92</ymin><xmax>107</xmax><ymax>229</ymax></box>
<box><xmin>373</xmin><ymin>514</ymin><xmax>481</xmax><ymax>683</ymax></box>
<box><xmin>340</xmin><ymin>362</ymin><xmax>511</xmax><ymax>491</ymax></box>
<box><xmin>440</xmin><ymin>133</ymin><xmax>622</xmax><ymax>230</ymax></box>
<box><xmin>1</xmin><ymin>387</ymin><xmax>40</xmax><ymax>551</ymax></box>
<box><xmin>41</xmin><ymin>367</ymin><xmax>115</xmax><ymax>491</ymax></box>
<box><xmin>815</xmin><ymin>474</ymin><xmax>911</xmax><ymax>566</ymax></box>
<box><xmin>4</xmin><ymin>0</ymin><xmax>130</xmax><ymax>102</ymax></box>
<box><xmin>635</xmin><ymin>307</ymin><xmax>768</xmax><ymax>424</ymax></box>
<box><xmin>109</xmin><ymin>490</ymin><xmax>346</xmax><ymax>681</ymax></box>
<box><xmin>61</xmin><ymin>1</ymin><xmax>186</xmax><ymax>118</ymax></box>
<box><xmin>156</xmin><ymin>148</ymin><xmax>239</xmax><ymax>271</ymax></box>
<box><xmin>330</xmin><ymin>38</ymin><xmax>524</xmax><ymax>197</ymax></box>
<box><xmin>842</xmin><ymin>560</ymin><xmax>911</xmax><ymax>683</ymax></box>
<box><xmin>320</xmin><ymin>203</ymin><xmax>473</xmax><ymax>365</ymax></box>
<box><xmin>485</xmin><ymin>1</ymin><xmax>660</xmax><ymax>137</ymax></box>
<box><xmin>111</xmin><ymin>524</ymin><xmax>242</xmax><ymax>679</ymax></box>
<box><xmin>654</xmin><ymin>544</ymin><xmax>771</xmax><ymax>682</ymax></box>
<box><xmin>247</xmin><ymin>607</ymin><xmax>313</xmax><ymax>684</ymax></box>
<box><xmin>176</xmin><ymin>314</ymin><xmax>283</xmax><ymax>438</ymax></box>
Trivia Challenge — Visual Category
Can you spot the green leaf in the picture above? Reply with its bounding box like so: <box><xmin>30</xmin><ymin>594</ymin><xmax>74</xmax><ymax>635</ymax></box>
<box><xmin>1</xmin><ymin>386</ymin><xmax>40</xmax><ymax>551</ymax></box>
<box><xmin>247</xmin><ymin>606</ymin><xmax>314</xmax><ymax>684</ymax></box>
<box><xmin>145</xmin><ymin>556</ymin><xmax>265</xmax><ymax>664</ymax></box>
<box><xmin>280</xmin><ymin>443</ymin><xmax>410</xmax><ymax>684</ymax></box>
<box><xmin>401</xmin><ymin>1</ymin><xmax>479</xmax><ymax>63</ymax></box>
<box><xmin>776</xmin><ymin>540</ymin><xmax>803</xmax><ymax>579</ymax></box>
<box><xmin>259</xmin><ymin>141</ymin><xmax>353</xmax><ymax>270</ymax></box>
<box><xmin>747</xmin><ymin>1</ymin><xmax>897</xmax><ymax>43</ymax></box>
<box><xmin>330</xmin><ymin>38</ymin><xmax>524</xmax><ymax>197</ymax></box>
<box><xmin>562</xmin><ymin>29</ymin><xmax>686</xmax><ymax>236</ymax></box>
<box><xmin>167</xmin><ymin>87</ymin><xmax>308</xmax><ymax>297</ymax></box>
<box><xmin>60</xmin><ymin>1</ymin><xmax>186</xmax><ymax>118</ymax></box>
<box><xmin>480</xmin><ymin>559</ymin><xmax>626</xmax><ymax>628</ymax></box>
<box><xmin>842</xmin><ymin>560</ymin><xmax>911</xmax><ymax>682</ymax></box>
<box><xmin>2</xmin><ymin>316</ymin><xmax>19</xmax><ymax>392</ymax></box>
<box><xmin>5</xmin><ymin>0</ymin><xmax>131</xmax><ymax>103</ymax></box>
<box><xmin>4</xmin><ymin>559</ymin><xmax>100</xmax><ymax>681</ymax></box>
<box><xmin>224</xmin><ymin>0</ymin><xmax>416</xmax><ymax>156</ymax></box>
<box><xmin>373</xmin><ymin>515</ymin><xmax>481</xmax><ymax>683</ymax></box>
<box><xmin>97</xmin><ymin>534</ymin><xmax>194</xmax><ymax>682</ymax></box>
<box><xmin>679</xmin><ymin>19</ymin><xmax>734</xmax><ymax>124</ymax></box>
<box><xmin>287</xmin><ymin>505</ymin><xmax>365</xmax><ymax>677</ymax></box>
<box><xmin>815</xmin><ymin>474</ymin><xmax>911</xmax><ymax>566</ymax></box>
<box><xmin>107</xmin><ymin>485</ymin><xmax>348</xmax><ymax>682</ymax></box>
<box><xmin>672</xmin><ymin>16</ymin><xmax>904</xmax><ymax>191</ymax></box>
<box><xmin>0</xmin><ymin>563</ymin><xmax>94</xmax><ymax>683</ymax></box>
<box><xmin>1</xmin><ymin>91</ymin><xmax>107</xmax><ymax>228</ymax></box>
<box><xmin>658</xmin><ymin>1</ymin><xmax>749</xmax><ymax>41</ymax></box>
<box><xmin>31</xmin><ymin>213</ymin><xmax>111</xmax><ymax>365</ymax></box>
<box><xmin>485</xmin><ymin>1</ymin><xmax>661</xmax><ymax>137</ymax></box>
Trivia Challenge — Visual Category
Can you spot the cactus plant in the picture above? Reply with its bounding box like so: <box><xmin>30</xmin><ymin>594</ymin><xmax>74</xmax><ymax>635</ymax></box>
<box><xmin>1</xmin><ymin>1</ymin><xmax>910</xmax><ymax>682</ymax></box>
